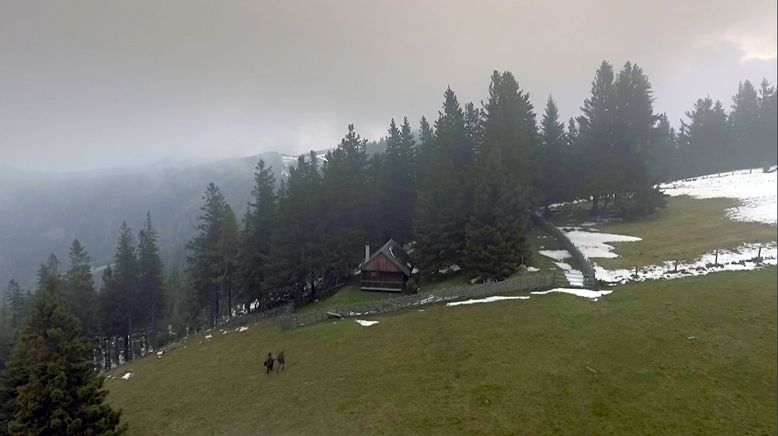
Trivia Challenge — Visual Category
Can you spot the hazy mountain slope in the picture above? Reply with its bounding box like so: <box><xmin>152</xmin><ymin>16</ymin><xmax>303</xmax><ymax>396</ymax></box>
<box><xmin>0</xmin><ymin>152</ymin><xmax>287</xmax><ymax>288</ymax></box>
<box><xmin>0</xmin><ymin>137</ymin><xmax>389</xmax><ymax>289</ymax></box>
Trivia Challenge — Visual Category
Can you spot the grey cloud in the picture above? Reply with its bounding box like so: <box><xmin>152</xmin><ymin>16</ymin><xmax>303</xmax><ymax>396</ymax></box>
<box><xmin>1</xmin><ymin>0</ymin><xmax>775</xmax><ymax>171</ymax></box>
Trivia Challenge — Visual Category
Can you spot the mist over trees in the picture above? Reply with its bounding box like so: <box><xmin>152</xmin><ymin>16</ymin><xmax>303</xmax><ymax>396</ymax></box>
<box><xmin>0</xmin><ymin>61</ymin><xmax>775</xmax><ymax>379</ymax></box>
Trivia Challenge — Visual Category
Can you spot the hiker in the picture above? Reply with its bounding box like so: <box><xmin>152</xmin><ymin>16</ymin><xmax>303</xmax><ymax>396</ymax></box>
<box><xmin>263</xmin><ymin>352</ymin><xmax>274</xmax><ymax>375</ymax></box>
<box><xmin>276</xmin><ymin>350</ymin><xmax>285</xmax><ymax>373</ymax></box>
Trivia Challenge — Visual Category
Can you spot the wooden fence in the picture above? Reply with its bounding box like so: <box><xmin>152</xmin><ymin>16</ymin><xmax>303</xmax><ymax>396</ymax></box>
<box><xmin>94</xmin><ymin>302</ymin><xmax>294</xmax><ymax>370</ymax></box>
<box><xmin>531</xmin><ymin>213</ymin><xmax>597</xmax><ymax>286</ymax></box>
<box><xmin>279</xmin><ymin>272</ymin><xmax>556</xmax><ymax>330</ymax></box>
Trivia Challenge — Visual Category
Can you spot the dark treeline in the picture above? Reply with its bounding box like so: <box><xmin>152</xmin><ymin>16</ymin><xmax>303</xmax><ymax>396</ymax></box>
<box><xmin>177</xmin><ymin>62</ymin><xmax>777</xmax><ymax>328</ymax></box>
<box><xmin>0</xmin><ymin>64</ymin><xmax>775</xmax><ymax>421</ymax></box>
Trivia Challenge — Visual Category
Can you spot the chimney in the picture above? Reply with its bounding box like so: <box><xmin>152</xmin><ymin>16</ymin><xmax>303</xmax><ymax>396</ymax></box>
<box><xmin>365</xmin><ymin>242</ymin><xmax>370</xmax><ymax>263</ymax></box>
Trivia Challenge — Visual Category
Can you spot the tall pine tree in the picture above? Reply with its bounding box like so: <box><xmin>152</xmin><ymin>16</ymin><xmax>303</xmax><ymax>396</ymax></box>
<box><xmin>413</xmin><ymin>87</ymin><xmax>473</xmax><ymax>277</ymax></box>
<box><xmin>537</xmin><ymin>95</ymin><xmax>570</xmax><ymax>212</ymax></box>
<box><xmin>0</xmin><ymin>278</ymin><xmax>124</xmax><ymax>435</ymax></box>
<box><xmin>137</xmin><ymin>212</ymin><xmax>166</xmax><ymax>347</ymax></box>
<box><xmin>64</xmin><ymin>239</ymin><xmax>98</xmax><ymax>337</ymax></box>
<box><xmin>237</xmin><ymin>159</ymin><xmax>277</xmax><ymax>308</ymax></box>
<box><xmin>186</xmin><ymin>183</ymin><xmax>230</xmax><ymax>327</ymax></box>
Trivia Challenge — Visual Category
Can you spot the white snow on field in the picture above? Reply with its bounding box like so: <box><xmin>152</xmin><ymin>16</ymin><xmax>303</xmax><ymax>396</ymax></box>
<box><xmin>563</xmin><ymin>269</ymin><xmax>586</xmax><ymax>288</ymax></box>
<box><xmin>355</xmin><ymin>319</ymin><xmax>379</xmax><ymax>327</ymax></box>
<box><xmin>531</xmin><ymin>288</ymin><xmax>612</xmax><ymax>300</ymax></box>
<box><xmin>660</xmin><ymin>168</ymin><xmax>777</xmax><ymax>225</ymax></box>
<box><xmin>538</xmin><ymin>249</ymin><xmax>571</xmax><ymax>261</ymax></box>
<box><xmin>236</xmin><ymin>326</ymin><xmax>249</xmax><ymax>333</ymax></box>
<box><xmin>595</xmin><ymin>242</ymin><xmax>777</xmax><ymax>284</ymax></box>
<box><xmin>121</xmin><ymin>372</ymin><xmax>133</xmax><ymax>380</ymax></box>
<box><xmin>526</xmin><ymin>266</ymin><xmax>540</xmax><ymax>272</ymax></box>
<box><xmin>563</xmin><ymin>229</ymin><xmax>642</xmax><ymax>259</ymax></box>
<box><xmin>446</xmin><ymin>296</ymin><xmax>531</xmax><ymax>306</ymax></box>
<box><xmin>538</xmin><ymin>251</ymin><xmax>586</xmax><ymax>288</ymax></box>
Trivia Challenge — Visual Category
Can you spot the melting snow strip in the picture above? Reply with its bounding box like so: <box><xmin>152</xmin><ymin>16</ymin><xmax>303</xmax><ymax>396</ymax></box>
<box><xmin>355</xmin><ymin>320</ymin><xmax>379</xmax><ymax>327</ymax></box>
<box><xmin>538</xmin><ymin>250</ymin><xmax>572</xmax><ymax>261</ymax></box>
<box><xmin>531</xmin><ymin>288</ymin><xmax>612</xmax><ymax>300</ymax></box>
<box><xmin>595</xmin><ymin>243</ymin><xmax>777</xmax><ymax>284</ymax></box>
<box><xmin>446</xmin><ymin>296</ymin><xmax>531</xmax><ymax>306</ymax></box>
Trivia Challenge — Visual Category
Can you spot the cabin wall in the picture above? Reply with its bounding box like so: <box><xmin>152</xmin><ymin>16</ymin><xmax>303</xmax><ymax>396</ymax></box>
<box><xmin>363</xmin><ymin>253</ymin><xmax>402</xmax><ymax>273</ymax></box>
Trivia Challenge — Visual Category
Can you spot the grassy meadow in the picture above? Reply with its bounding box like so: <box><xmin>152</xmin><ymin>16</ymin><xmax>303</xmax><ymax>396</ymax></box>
<box><xmin>106</xmin><ymin>268</ymin><xmax>777</xmax><ymax>435</ymax></box>
<box><xmin>555</xmin><ymin>196</ymin><xmax>776</xmax><ymax>269</ymax></box>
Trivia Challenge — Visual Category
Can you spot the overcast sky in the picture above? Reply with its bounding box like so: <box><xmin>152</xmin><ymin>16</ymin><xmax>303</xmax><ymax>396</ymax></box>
<box><xmin>1</xmin><ymin>0</ymin><xmax>776</xmax><ymax>172</ymax></box>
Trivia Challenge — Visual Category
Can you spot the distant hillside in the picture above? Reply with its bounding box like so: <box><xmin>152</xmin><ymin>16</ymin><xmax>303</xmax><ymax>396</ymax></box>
<box><xmin>0</xmin><ymin>136</ymin><xmax>389</xmax><ymax>290</ymax></box>
<box><xmin>0</xmin><ymin>151</ymin><xmax>283</xmax><ymax>289</ymax></box>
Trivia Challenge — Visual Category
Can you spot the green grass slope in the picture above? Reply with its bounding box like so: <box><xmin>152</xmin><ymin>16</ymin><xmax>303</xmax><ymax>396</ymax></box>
<box><xmin>596</xmin><ymin>196</ymin><xmax>776</xmax><ymax>269</ymax></box>
<box><xmin>554</xmin><ymin>196</ymin><xmax>776</xmax><ymax>269</ymax></box>
<box><xmin>107</xmin><ymin>268</ymin><xmax>777</xmax><ymax>435</ymax></box>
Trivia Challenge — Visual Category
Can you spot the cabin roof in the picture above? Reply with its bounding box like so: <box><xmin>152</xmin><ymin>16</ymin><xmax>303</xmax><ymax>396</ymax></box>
<box><xmin>363</xmin><ymin>239</ymin><xmax>413</xmax><ymax>276</ymax></box>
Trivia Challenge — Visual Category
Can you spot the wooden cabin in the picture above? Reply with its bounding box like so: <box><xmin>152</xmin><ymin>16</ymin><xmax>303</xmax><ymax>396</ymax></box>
<box><xmin>360</xmin><ymin>240</ymin><xmax>413</xmax><ymax>292</ymax></box>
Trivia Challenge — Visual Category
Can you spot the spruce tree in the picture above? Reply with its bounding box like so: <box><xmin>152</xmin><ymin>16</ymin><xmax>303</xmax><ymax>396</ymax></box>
<box><xmin>576</xmin><ymin>61</ymin><xmax>616</xmax><ymax>215</ymax></box>
<box><xmin>99</xmin><ymin>222</ymin><xmax>139</xmax><ymax>359</ymax></box>
<box><xmin>0</xmin><ymin>278</ymin><xmax>124</xmax><ymax>435</ymax></box>
<box><xmin>537</xmin><ymin>95</ymin><xmax>570</xmax><ymax>212</ymax></box>
<box><xmin>64</xmin><ymin>239</ymin><xmax>99</xmax><ymax>337</ymax></box>
<box><xmin>679</xmin><ymin>97</ymin><xmax>730</xmax><ymax>176</ymax></box>
<box><xmin>319</xmin><ymin>125</ymin><xmax>370</xmax><ymax>282</ymax></box>
<box><xmin>137</xmin><ymin>212</ymin><xmax>166</xmax><ymax>348</ymax></box>
<box><xmin>3</xmin><ymin>280</ymin><xmax>29</xmax><ymax>332</ymax></box>
<box><xmin>267</xmin><ymin>153</ymin><xmax>325</xmax><ymax>303</ymax></box>
<box><xmin>415</xmin><ymin>116</ymin><xmax>436</xmax><ymax>185</ymax></box>
<box><xmin>186</xmin><ymin>183</ymin><xmax>229</xmax><ymax>327</ymax></box>
<box><xmin>462</xmin><ymin>71</ymin><xmax>535</xmax><ymax>279</ymax></box>
<box><xmin>648</xmin><ymin>113</ymin><xmax>678</xmax><ymax>181</ymax></box>
<box><xmin>413</xmin><ymin>87</ymin><xmax>473</xmax><ymax>277</ymax></box>
<box><xmin>36</xmin><ymin>254</ymin><xmax>61</xmax><ymax>291</ymax></box>
<box><xmin>463</xmin><ymin>153</ymin><xmax>530</xmax><ymax>280</ymax></box>
<box><xmin>730</xmin><ymin>80</ymin><xmax>760</xmax><ymax>168</ymax></box>
<box><xmin>756</xmin><ymin>79</ymin><xmax>777</xmax><ymax>166</ymax></box>
<box><xmin>376</xmin><ymin>118</ymin><xmax>417</xmax><ymax>243</ymax></box>
<box><xmin>237</xmin><ymin>159</ymin><xmax>277</xmax><ymax>308</ymax></box>
<box><xmin>216</xmin><ymin>205</ymin><xmax>239</xmax><ymax>319</ymax></box>
<box><xmin>480</xmin><ymin>71</ymin><xmax>537</xmax><ymax>188</ymax></box>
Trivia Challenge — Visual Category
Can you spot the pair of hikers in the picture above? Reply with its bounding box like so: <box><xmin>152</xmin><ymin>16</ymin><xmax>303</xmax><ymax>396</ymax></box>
<box><xmin>263</xmin><ymin>351</ymin><xmax>285</xmax><ymax>374</ymax></box>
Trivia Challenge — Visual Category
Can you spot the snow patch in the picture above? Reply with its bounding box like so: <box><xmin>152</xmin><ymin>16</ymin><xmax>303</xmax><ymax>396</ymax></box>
<box><xmin>563</xmin><ymin>229</ymin><xmax>641</xmax><ymax>259</ymax></box>
<box><xmin>446</xmin><ymin>296</ymin><xmax>531</xmax><ymax>306</ymax></box>
<box><xmin>355</xmin><ymin>319</ymin><xmax>379</xmax><ymax>327</ymax></box>
<box><xmin>121</xmin><ymin>372</ymin><xmax>133</xmax><ymax>380</ymax></box>
<box><xmin>538</xmin><ymin>250</ymin><xmax>572</xmax><ymax>261</ymax></box>
<box><xmin>236</xmin><ymin>326</ymin><xmax>249</xmax><ymax>333</ymax></box>
<box><xmin>526</xmin><ymin>266</ymin><xmax>540</xmax><ymax>272</ymax></box>
<box><xmin>660</xmin><ymin>168</ymin><xmax>777</xmax><ymax>225</ymax></box>
<box><xmin>595</xmin><ymin>243</ymin><xmax>777</xmax><ymax>284</ymax></box>
<box><xmin>531</xmin><ymin>288</ymin><xmax>612</xmax><ymax>300</ymax></box>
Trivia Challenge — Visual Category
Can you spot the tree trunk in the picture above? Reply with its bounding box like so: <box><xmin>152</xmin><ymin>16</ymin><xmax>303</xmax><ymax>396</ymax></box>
<box><xmin>150</xmin><ymin>294</ymin><xmax>158</xmax><ymax>351</ymax></box>
<box><xmin>213</xmin><ymin>289</ymin><xmax>220</xmax><ymax>327</ymax></box>
<box><xmin>227</xmin><ymin>282</ymin><xmax>232</xmax><ymax>321</ymax></box>
<box><xmin>125</xmin><ymin>317</ymin><xmax>132</xmax><ymax>362</ymax></box>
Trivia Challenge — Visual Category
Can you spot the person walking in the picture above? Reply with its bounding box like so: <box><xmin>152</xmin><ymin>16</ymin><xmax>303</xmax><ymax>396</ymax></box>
<box><xmin>263</xmin><ymin>352</ymin><xmax>274</xmax><ymax>375</ymax></box>
<box><xmin>276</xmin><ymin>350</ymin><xmax>285</xmax><ymax>373</ymax></box>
